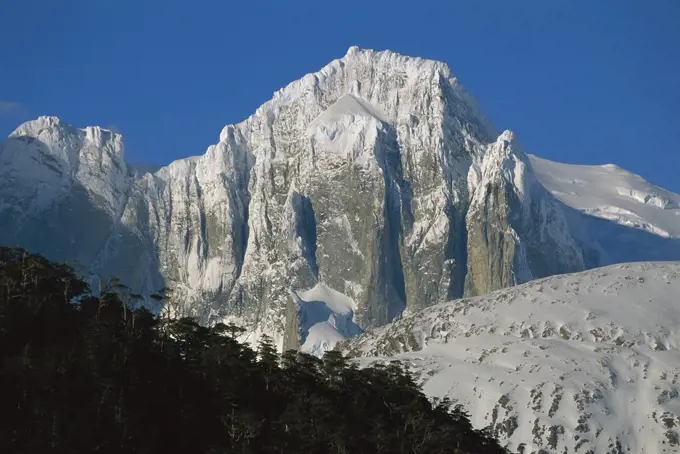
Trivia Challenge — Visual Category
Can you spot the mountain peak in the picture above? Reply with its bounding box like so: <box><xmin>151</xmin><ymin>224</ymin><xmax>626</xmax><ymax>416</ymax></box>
<box><xmin>10</xmin><ymin>115</ymin><xmax>66</xmax><ymax>137</ymax></box>
<box><xmin>9</xmin><ymin>116</ymin><xmax>124</xmax><ymax>158</ymax></box>
<box><xmin>345</xmin><ymin>45</ymin><xmax>361</xmax><ymax>56</ymax></box>
<box><xmin>2</xmin><ymin>48</ymin><xmax>680</xmax><ymax>454</ymax></box>
<box><xmin>497</xmin><ymin>129</ymin><xmax>516</xmax><ymax>144</ymax></box>
<box><xmin>220</xmin><ymin>47</ymin><xmax>493</xmax><ymax>144</ymax></box>
<box><xmin>35</xmin><ymin>115</ymin><xmax>62</xmax><ymax>124</ymax></box>
<box><xmin>337</xmin><ymin>46</ymin><xmax>453</xmax><ymax>79</ymax></box>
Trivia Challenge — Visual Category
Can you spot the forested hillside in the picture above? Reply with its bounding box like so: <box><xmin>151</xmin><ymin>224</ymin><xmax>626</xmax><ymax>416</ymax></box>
<box><xmin>0</xmin><ymin>247</ymin><xmax>505</xmax><ymax>453</ymax></box>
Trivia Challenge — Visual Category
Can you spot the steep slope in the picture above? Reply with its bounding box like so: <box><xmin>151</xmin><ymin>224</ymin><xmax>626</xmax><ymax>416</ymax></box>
<box><xmin>464</xmin><ymin>131</ymin><xmax>586</xmax><ymax>295</ymax></box>
<box><xmin>530</xmin><ymin>155</ymin><xmax>680</xmax><ymax>264</ymax></box>
<box><xmin>117</xmin><ymin>132</ymin><xmax>253</xmax><ymax>311</ymax></box>
<box><xmin>529</xmin><ymin>156</ymin><xmax>680</xmax><ymax>239</ymax></box>
<box><xmin>1</xmin><ymin>47</ymin><xmax>680</xmax><ymax>352</ymax></box>
<box><xmin>0</xmin><ymin>116</ymin><xmax>132</xmax><ymax>269</ymax></box>
<box><xmin>0</xmin><ymin>48</ymin><xmax>500</xmax><ymax>349</ymax></box>
<box><xmin>341</xmin><ymin>262</ymin><xmax>680</xmax><ymax>454</ymax></box>
<box><xmin>221</xmin><ymin>46</ymin><xmax>497</xmax><ymax>346</ymax></box>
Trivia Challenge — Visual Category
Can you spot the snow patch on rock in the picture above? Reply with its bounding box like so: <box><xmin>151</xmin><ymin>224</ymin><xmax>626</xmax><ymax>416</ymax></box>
<box><xmin>293</xmin><ymin>283</ymin><xmax>362</xmax><ymax>356</ymax></box>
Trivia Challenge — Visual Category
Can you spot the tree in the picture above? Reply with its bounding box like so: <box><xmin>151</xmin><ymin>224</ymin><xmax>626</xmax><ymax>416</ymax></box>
<box><xmin>0</xmin><ymin>247</ymin><xmax>507</xmax><ymax>454</ymax></box>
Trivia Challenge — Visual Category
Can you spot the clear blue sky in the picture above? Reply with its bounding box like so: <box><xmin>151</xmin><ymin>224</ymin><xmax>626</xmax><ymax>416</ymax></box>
<box><xmin>1</xmin><ymin>0</ymin><xmax>678</xmax><ymax>191</ymax></box>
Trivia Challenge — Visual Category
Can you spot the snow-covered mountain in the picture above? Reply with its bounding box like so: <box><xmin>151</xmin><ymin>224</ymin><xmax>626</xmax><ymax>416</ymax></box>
<box><xmin>1</xmin><ymin>47</ymin><xmax>679</xmax><ymax>354</ymax></box>
<box><xmin>464</xmin><ymin>131</ymin><xmax>587</xmax><ymax>296</ymax></box>
<box><xmin>341</xmin><ymin>262</ymin><xmax>680</xmax><ymax>453</ymax></box>
<box><xmin>529</xmin><ymin>155</ymin><xmax>680</xmax><ymax>265</ymax></box>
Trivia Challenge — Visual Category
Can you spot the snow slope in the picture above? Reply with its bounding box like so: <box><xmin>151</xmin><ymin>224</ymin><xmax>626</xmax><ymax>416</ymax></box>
<box><xmin>530</xmin><ymin>155</ymin><xmax>680</xmax><ymax>239</ymax></box>
<box><xmin>342</xmin><ymin>262</ymin><xmax>680</xmax><ymax>453</ymax></box>
<box><xmin>292</xmin><ymin>283</ymin><xmax>362</xmax><ymax>356</ymax></box>
<box><xmin>307</xmin><ymin>93</ymin><xmax>390</xmax><ymax>129</ymax></box>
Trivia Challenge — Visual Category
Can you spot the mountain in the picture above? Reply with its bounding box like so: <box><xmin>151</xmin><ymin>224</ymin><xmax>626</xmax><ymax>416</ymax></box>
<box><xmin>528</xmin><ymin>155</ymin><xmax>680</xmax><ymax>265</ymax></box>
<box><xmin>1</xmin><ymin>47</ymin><xmax>680</xmax><ymax>354</ymax></box>
<box><xmin>464</xmin><ymin>131</ymin><xmax>586</xmax><ymax>296</ymax></box>
<box><xmin>341</xmin><ymin>262</ymin><xmax>680</xmax><ymax>453</ymax></box>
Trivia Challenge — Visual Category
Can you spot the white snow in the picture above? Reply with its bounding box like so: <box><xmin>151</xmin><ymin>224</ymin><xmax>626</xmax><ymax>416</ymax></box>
<box><xmin>297</xmin><ymin>281</ymin><xmax>357</xmax><ymax>314</ymax></box>
<box><xmin>470</xmin><ymin>130</ymin><xmax>533</xmax><ymax>207</ymax></box>
<box><xmin>529</xmin><ymin>155</ymin><xmax>680</xmax><ymax>238</ymax></box>
<box><xmin>307</xmin><ymin>93</ymin><xmax>390</xmax><ymax>128</ymax></box>
<box><xmin>0</xmin><ymin>116</ymin><xmax>130</xmax><ymax>217</ymax></box>
<box><xmin>344</xmin><ymin>262</ymin><xmax>680</xmax><ymax>453</ymax></box>
<box><xmin>221</xmin><ymin>46</ymin><xmax>495</xmax><ymax>144</ymax></box>
<box><xmin>293</xmin><ymin>283</ymin><xmax>362</xmax><ymax>356</ymax></box>
<box><xmin>304</xmin><ymin>93</ymin><xmax>391</xmax><ymax>167</ymax></box>
<box><xmin>301</xmin><ymin>322</ymin><xmax>348</xmax><ymax>357</ymax></box>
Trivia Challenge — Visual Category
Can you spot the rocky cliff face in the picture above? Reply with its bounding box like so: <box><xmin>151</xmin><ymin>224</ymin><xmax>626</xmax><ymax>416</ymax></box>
<box><xmin>464</xmin><ymin>130</ymin><xmax>586</xmax><ymax>295</ymax></box>
<box><xmin>2</xmin><ymin>47</ymin><xmax>671</xmax><ymax>351</ymax></box>
<box><xmin>0</xmin><ymin>117</ymin><xmax>132</xmax><ymax>273</ymax></box>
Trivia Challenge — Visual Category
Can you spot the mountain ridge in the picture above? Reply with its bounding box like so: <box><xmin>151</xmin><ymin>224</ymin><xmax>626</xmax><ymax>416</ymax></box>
<box><xmin>1</xmin><ymin>47</ymin><xmax>679</xmax><ymax>355</ymax></box>
<box><xmin>341</xmin><ymin>261</ymin><xmax>680</xmax><ymax>453</ymax></box>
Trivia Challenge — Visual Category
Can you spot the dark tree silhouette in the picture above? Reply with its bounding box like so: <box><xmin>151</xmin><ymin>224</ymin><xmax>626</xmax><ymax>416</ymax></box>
<box><xmin>0</xmin><ymin>247</ymin><xmax>507</xmax><ymax>454</ymax></box>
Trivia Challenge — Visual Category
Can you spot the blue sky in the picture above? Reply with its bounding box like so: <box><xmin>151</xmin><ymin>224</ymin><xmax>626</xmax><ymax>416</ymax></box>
<box><xmin>1</xmin><ymin>0</ymin><xmax>679</xmax><ymax>191</ymax></box>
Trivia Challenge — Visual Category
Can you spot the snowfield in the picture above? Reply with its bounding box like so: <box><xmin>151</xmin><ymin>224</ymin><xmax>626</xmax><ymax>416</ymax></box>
<box><xmin>529</xmin><ymin>155</ymin><xmax>680</xmax><ymax>239</ymax></box>
<box><xmin>342</xmin><ymin>262</ymin><xmax>680</xmax><ymax>453</ymax></box>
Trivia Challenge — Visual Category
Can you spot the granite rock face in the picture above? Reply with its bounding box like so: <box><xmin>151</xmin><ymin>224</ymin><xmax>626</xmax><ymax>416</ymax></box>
<box><xmin>4</xmin><ymin>47</ymin><xmax>670</xmax><ymax>351</ymax></box>
<box><xmin>464</xmin><ymin>131</ymin><xmax>586</xmax><ymax>295</ymax></box>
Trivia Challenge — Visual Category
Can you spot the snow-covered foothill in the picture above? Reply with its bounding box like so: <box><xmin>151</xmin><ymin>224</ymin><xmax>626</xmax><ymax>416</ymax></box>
<box><xmin>342</xmin><ymin>262</ymin><xmax>680</xmax><ymax>453</ymax></box>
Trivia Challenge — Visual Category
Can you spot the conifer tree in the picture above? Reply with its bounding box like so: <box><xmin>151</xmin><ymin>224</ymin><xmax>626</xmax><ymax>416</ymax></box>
<box><xmin>0</xmin><ymin>246</ymin><xmax>507</xmax><ymax>454</ymax></box>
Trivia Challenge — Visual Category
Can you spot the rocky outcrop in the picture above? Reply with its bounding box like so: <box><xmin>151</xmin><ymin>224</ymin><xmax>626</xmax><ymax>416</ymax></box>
<box><xmin>0</xmin><ymin>117</ymin><xmax>131</xmax><ymax>272</ymax></box>
<box><xmin>464</xmin><ymin>131</ymin><xmax>586</xmax><ymax>295</ymax></box>
<box><xmin>4</xmin><ymin>47</ymin><xmax>673</xmax><ymax>351</ymax></box>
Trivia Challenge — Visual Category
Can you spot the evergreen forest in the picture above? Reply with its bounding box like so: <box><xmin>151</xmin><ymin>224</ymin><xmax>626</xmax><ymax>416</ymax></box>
<box><xmin>0</xmin><ymin>247</ymin><xmax>506</xmax><ymax>453</ymax></box>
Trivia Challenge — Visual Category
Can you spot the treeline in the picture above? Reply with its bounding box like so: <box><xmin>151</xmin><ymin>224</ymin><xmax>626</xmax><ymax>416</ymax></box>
<box><xmin>0</xmin><ymin>247</ymin><xmax>506</xmax><ymax>453</ymax></box>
